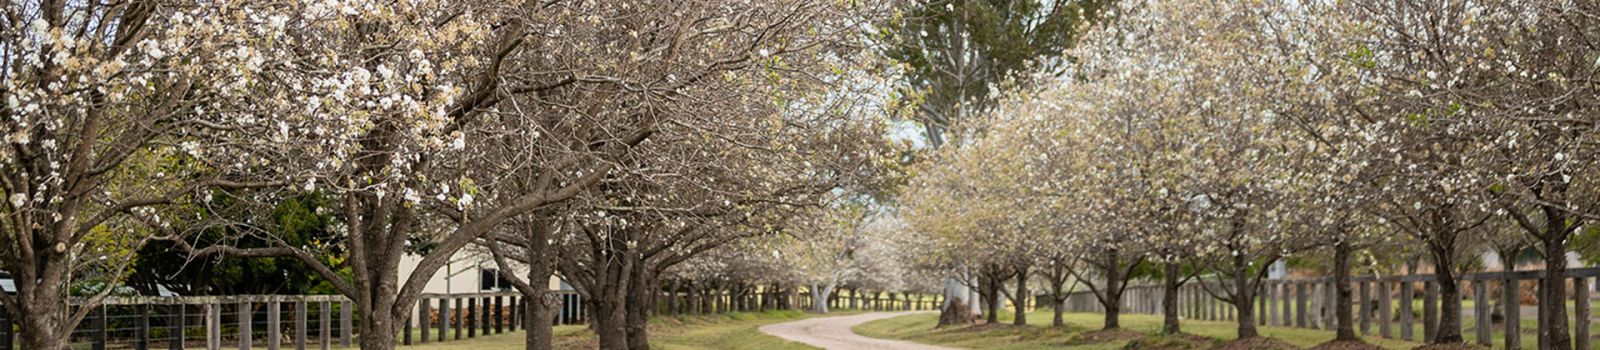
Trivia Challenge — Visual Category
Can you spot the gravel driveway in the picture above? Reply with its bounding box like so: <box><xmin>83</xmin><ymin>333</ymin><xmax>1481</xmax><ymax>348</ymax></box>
<box><xmin>758</xmin><ymin>312</ymin><xmax>959</xmax><ymax>350</ymax></box>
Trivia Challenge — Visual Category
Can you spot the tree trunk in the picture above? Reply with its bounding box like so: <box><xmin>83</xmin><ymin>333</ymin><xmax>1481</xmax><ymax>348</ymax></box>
<box><xmin>1102</xmin><ymin>249</ymin><xmax>1123</xmax><ymax>330</ymax></box>
<box><xmin>812</xmin><ymin>283</ymin><xmax>835</xmax><ymax>314</ymax></box>
<box><xmin>581</xmin><ymin>241</ymin><xmax>636</xmax><ymax>350</ymax></box>
<box><xmin>1429</xmin><ymin>241</ymin><xmax>1465</xmax><ymax>344</ymax></box>
<box><xmin>360</xmin><ymin>311</ymin><xmax>400</xmax><ymax>350</ymax></box>
<box><xmin>1047</xmin><ymin>263</ymin><xmax>1069</xmax><ymax>328</ymax></box>
<box><xmin>625</xmin><ymin>263</ymin><xmax>656</xmax><ymax>350</ymax></box>
<box><xmin>687</xmin><ymin>283</ymin><xmax>700</xmax><ymax>315</ymax></box>
<box><xmin>980</xmin><ymin>271</ymin><xmax>1000</xmax><ymax>324</ymax></box>
<box><xmin>14</xmin><ymin>293</ymin><xmax>71</xmax><ymax>350</ymax></box>
<box><xmin>667</xmin><ymin>280</ymin><xmax>681</xmax><ymax>316</ymax></box>
<box><xmin>1333</xmin><ymin>241</ymin><xmax>1358</xmax><ymax>341</ymax></box>
<box><xmin>1013</xmin><ymin>266</ymin><xmax>1028</xmax><ymax>325</ymax></box>
<box><xmin>1538</xmin><ymin>208</ymin><xmax>1572</xmax><ymax>350</ymax></box>
<box><xmin>1053</xmin><ymin>295</ymin><xmax>1066</xmax><ymax>327</ymax></box>
<box><xmin>786</xmin><ymin>286</ymin><xmax>801</xmax><ymax>310</ymax></box>
<box><xmin>1233</xmin><ymin>251</ymin><xmax>1259</xmax><ymax>339</ymax></box>
<box><xmin>591</xmin><ymin>295</ymin><xmax>629</xmax><ymax>350</ymax></box>
<box><xmin>1162</xmin><ymin>261</ymin><xmax>1182</xmax><ymax>334</ymax></box>
<box><xmin>525</xmin><ymin>289</ymin><xmax>556</xmax><ymax>350</ymax></box>
<box><xmin>515</xmin><ymin>268</ymin><xmax>558</xmax><ymax>350</ymax></box>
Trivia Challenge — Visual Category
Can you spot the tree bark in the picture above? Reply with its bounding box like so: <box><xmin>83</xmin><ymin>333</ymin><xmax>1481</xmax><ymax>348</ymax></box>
<box><xmin>1232</xmin><ymin>251</ymin><xmax>1259</xmax><ymax>339</ymax></box>
<box><xmin>812</xmin><ymin>283</ymin><xmax>835</xmax><ymax>314</ymax></box>
<box><xmin>1046</xmin><ymin>262</ymin><xmax>1071</xmax><ymax>328</ymax></box>
<box><xmin>1538</xmin><ymin>207</ymin><xmax>1572</xmax><ymax>350</ymax></box>
<box><xmin>979</xmin><ymin>267</ymin><xmax>1002</xmax><ymax>324</ymax></box>
<box><xmin>1162</xmin><ymin>262</ymin><xmax>1182</xmax><ymax>334</ymax></box>
<box><xmin>525</xmin><ymin>289</ymin><xmax>556</xmax><ymax>350</ymax></box>
<box><xmin>1102</xmin><ymin>249</ymin><xmax>1124</xmax><ymax>330</ymax></box>
<box><xmin>14</xmin><ymin>296</ymin><xmax>70</xmax><ymax>350</ymax></box>
<box><xmin>591</xmin><ymin>295</ymin><xmax>630</xmax><ymax>350</ymax></box>
<box><xmin>1428</xmin><ymin>239</ymin><xmax>1465</xmax><ymax>344</ymax></box>
<box><xmin>1333</xmin><ymin>241</ymin><xmax>1358</xmax><ymax>341</ymax></box>
<box><xmin>1013</xmin><ymin>266</ymin><xmax>1029</xmax><ymax>325</ymax></box>
<box><xmin>1053</xmin><ymin>295</ymin><xmax>1067</xmax><ymax>327</ymax></box>
<box><xmin>625</xmin><ymin>267</ymin><xmax>655</xmax><ymax>350</ymax></box>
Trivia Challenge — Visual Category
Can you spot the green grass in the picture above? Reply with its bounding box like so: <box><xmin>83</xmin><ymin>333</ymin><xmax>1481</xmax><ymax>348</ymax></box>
<box><xmin>853</xmin><ymin>310</ymin><xmax>1425</xmax><ymax>350</ymax></box>
<box><xmin>649</xmin><ymin>310</ymin><xmax>840</xmax><ymax>350</ymax></box>
<box><xmin>389</xmin><ymin>310</ymin><xmax>833</xmax><ymax>350</ymax></box>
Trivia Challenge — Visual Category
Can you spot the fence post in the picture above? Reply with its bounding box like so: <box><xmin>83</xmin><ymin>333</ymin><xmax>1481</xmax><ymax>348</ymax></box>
<box><xmin>404</xmin><ymin>301</ymin><xmax>413</xmax><ymax>346</ymax></box>
<box><xmin>319</xmin><ymin>301</ymin><xmax>330</xmax><ymax>350</ymax></box>
<box><xmin>1257</xmin><ymin>285</ymin><xmax>1267</xmax><ymax>326</ymax></box>
<box><xmin>440</xmin><ymin>297</ymin><xmax>450</xmax><ymax>342</ymax></box>
<box><xmin>1575</xmin><ymin>276</ymin><xmax>1590</xmax><ymax>350</ymax></box>
<box><xmin>467</xmin><ymin>297</ymin><xmax>477</xmax><ymax>338</ymax></box>
<box><xmin>338</xmin><ymin>300</ymin><xmax>351</xmax><ymax>348</ymax></box>
<box><xmin>93</xmin><ymin>305</ymin><xmax>107</xmax><ymax>350</ymax></box>
<box><xmin>1312</xmin><ymin>282</ymin><xmax>1325</xmax><ymax>329</ymax></box>
<box><xmin>1475</xmin><ymin>280</ymin><xmax>1491</xmax><ymax>346</ymax></box>
<box><xmin>1281</xmin><ymin>282</ymin><xmax>1293</xmax><ymax>328</ymax></box>
<box><xmin>268</xmin><ymin>301</ymin><xmax>280</xmax><ymax>350</ymax></box>
<box><xmin>1378</xmin><ymin>281</ymin><xmax>1391</xmax><ymax>339</ymax></box>
<box><xmin>1295</xmin><ymin>282</ymin><xmax>1308</xmax><ymax>328</ymax></box>
<box><xmin>558</xmin><ymin>294</ymin><xmax>568</xmax><ymax>325</ymax></box>
<box><xmin>1263</xmin><ymin>282</ymin><xmax>1274</xmax><ymax>326</ymax></box>
<box><xmin>1324</xmin><ymin>280</ymin><xmax>1338</xmax><ymax>328</ymax></box>
<box><xmin>420</xmin><ymin>298</ymin><xmax>431</xmax><ymax>344</ymax></box>
<box><xmin>137</xmin><ymin>304</ymin><xmax>150</xmax><ymax>350</ymax></box>
<box><xmin>173</xmin><ymin>304</ymin><xmax>186</xmax><ymax>350</ymax></box>
<box><xmin>208</xmin><ymin>303</ymin><xmax>221</xmax><ymax>350</ymax></box>
<box><xmin>495</xmin><ymin>296</ymin><xmax>505</xmax><ymax>334</ymax></box>
<box><xmin>1399</xmin><ymin>281</ymin><xmax>1413</xmax><ymax>341</ymax></box>
<box><xmin>1209</xmin><ymin>287</ymin><xmax>1219</xmax><ymax>321</ymax></box>
<box><xmin>294</xmin><ymin>300</ymin><xmax>307</xmax><ymax>350</ymax></box>
<box><xmin>1505</xmin><ymin>278</ymin><xmax>1520</xmax><ymax>350</ymax></box>
<box><xmin>454</xmin><ymin>298</ymin><xmax>463</xmax><ymax>340</ymax></box>
<box><xmin>240</xmin><ymin>301</ymin><xmax>252</xmax><ymax>350</ymax></box>
<box><xmin>208</xmin><ymin>302</ymin><xmax>220</xmax><ymax>350</ymax></box>
<box><xmin>1422</xmin><ymin>281</ymin><xmax>1437</xmax><ymax>343</ymax></box>
<box><xmin>1358</xmin><ymin>280</ymin><xmax>1371</xmax><ymax>335</ymax></box>
<box><xmin>0</xmin><ymin>305</ymin><xmax>10</xmax><ymax>350</ymax></box>
<box><xmin>481</xmin><ymin>296</ymin><xmax>491</xmax><ymax>335</ymax></box>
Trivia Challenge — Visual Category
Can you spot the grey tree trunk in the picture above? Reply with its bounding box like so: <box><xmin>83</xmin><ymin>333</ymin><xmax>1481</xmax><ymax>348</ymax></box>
<box><xmin>592</xmin><ymin>295</ymin><xmax>630</xmax><ymax>350</ymax></box>
<box><xmin>1102</xmin><ymin>249</ymin><xmax>1124</xmax><ymax>330</ymax></box>
<box><xmin>1538</xmin><ymin>207</ymin><xmax>1572</xmax><ymax>350</ymax></box>
<box><xmin>1162</xmin><ymin>262</ymin><xmax>1182</xmax><ymax>334</ymax></box>
<box><xmin>1013</xmin><ymin>266</ymin><xmax>1029</xmax><ymax>325</ymax></box>
<box><xmin>1333</xmin><ymin>241</ymin><xmax>1358</xmax><ymax>341</ymax></box>
<box><xmin>812</xmin><ymin>283</ymin><xmax>836</xmax><ymax>314</ymax></box>
<box><xmin>1426</xmin><ymin>240</ymin><xmax>1465</xmax><ymax>344</ymax></box>
<box><xmin>1232</xmin><ymin>252</ymin><xmax>1259</xmax><ymax>338</ymax></box>
<box><xmin>625</xmin><ymin>262</ymin><xmax>656</xmax><ymax>350</ymax></box>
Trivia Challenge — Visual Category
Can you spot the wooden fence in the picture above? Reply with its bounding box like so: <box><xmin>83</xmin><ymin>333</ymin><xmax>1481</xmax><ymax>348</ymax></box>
<box><xmin>1064</xmin><ymin>267</ymin><xmax>1600</xmax><ymax>349</ymax></box>
<box><xmin>653</xmin><ymin>288</ymin><xmax>942</xmax><ymax>315</ymax></box>
<box><xmin>0</xmin><ymin>291</ymin><xmax>583</xmax><ymax>350</ymax></box>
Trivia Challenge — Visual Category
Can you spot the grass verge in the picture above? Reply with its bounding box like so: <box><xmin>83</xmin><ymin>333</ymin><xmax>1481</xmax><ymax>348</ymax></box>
<box><xmin>852</xmin><ymin>310</ymin><xmax>1426</xmax><ymax>350</ymax></box>
<box><xmin>392</xmin><ymin>310</ymin><xmax>835</xmax><ymax>350</ymax></box>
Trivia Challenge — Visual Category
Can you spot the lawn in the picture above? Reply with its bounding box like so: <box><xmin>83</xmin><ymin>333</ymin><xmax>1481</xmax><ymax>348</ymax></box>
<box><xmin>852</xmin><ymin>310</ymin><xmax>1426</xmax><ymax>350</ymax></box>
<box><xmin>390</xmin><ymin>310</ymin><xmax>830</xmax><ymax>350</ymax></box>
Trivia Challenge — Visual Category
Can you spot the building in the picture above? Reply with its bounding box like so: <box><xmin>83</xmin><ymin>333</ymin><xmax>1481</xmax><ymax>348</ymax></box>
<box><xmin>395</xmin><ymin>249</ymin><xmax>565</xmax><ymax>295</ymax></box>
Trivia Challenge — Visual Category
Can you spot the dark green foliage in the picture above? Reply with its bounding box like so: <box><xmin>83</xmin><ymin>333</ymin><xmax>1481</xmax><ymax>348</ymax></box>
<box><xmin>880</xmin><ymin>0</ymin><xmax>1111</xmax><ymax>146</ymax></box>
<box><xmin>125</xmin><ymin>192</ymin><xmax>346</xmax><ymax>296</ymax></box>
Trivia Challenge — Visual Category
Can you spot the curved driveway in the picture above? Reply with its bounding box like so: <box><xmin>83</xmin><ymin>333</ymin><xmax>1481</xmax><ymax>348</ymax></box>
<box><xmin>758</xmin><ymin>311</ymin><xmax>959</xmax><ymax>350</ymax></box>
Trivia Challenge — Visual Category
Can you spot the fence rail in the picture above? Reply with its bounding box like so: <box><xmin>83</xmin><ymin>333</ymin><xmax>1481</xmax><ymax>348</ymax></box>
<box><xmin>0</xmin><ymin>291</ymin><xmax>584</xmax><ymax>350</ymax></box>
<box><xmin>651</xmin><ymin>288</ymin><xmax>942</xmax><ymax>316</ymax></box>
<box><xmin>1063</xmin><ymin>267</ymin><xmax>1600</xmax><ymax>349</ymax></box>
